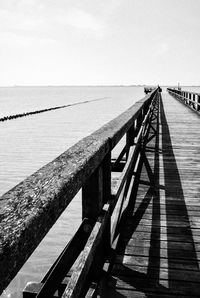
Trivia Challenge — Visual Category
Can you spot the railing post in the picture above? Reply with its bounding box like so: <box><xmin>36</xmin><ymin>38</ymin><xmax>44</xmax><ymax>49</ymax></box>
<box><xmin>81</xmin><ymin>151</ymin><xmax>112</xmax><ymax>284</ymax></box>
<box><xmin>136</xmin><ymin>110</ymin><xmax>143</xmax><ymax>134</ymax></box>
<box><xmin>198</xmin><ymin>95</ymin><xmax>200</xmax><ymax>111</ymax></box>
<box><xmin>126</xmin><ymin>124</ymin><xmax>135</xmax><ymax>160</ymax></box>
<box><xmin>82</xmin><ymin>152</ymin><xmax>111</xmax><ymax>221</ymax></box>
<box><xmin>186</xmin><ymin>92</ymin><xmax>189</xmax><ymax>104</ymax></box>
<box><xmin>102</xmin><ymin>151</ymin><xmax>112</xmax><ymax>205</ymax></box>
<box><xmin>183</xmin><ymin>92</ymin><xmax>186</xmax><ymax>104</ymax></box>
<box><xmin>194</xmin><ymin>94</ymin><xmax>197</xmax><ymax>111</ymax></box>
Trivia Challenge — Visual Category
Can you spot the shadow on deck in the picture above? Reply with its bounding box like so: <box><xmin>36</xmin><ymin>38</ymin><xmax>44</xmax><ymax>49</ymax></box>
<box><xmin>99</xmin><ymin>96</ymin><xmax>200</xmax><ymax>297</ymax></box>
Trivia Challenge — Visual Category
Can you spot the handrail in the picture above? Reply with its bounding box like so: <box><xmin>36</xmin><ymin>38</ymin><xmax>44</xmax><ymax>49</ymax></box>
<box><xmin>167</xmin><ymin>88</ymin><xmax>200</xmax><ymax>113</ymax></box>
<box><xmin>0</xmin><ymin>88</ymin><xmax>159</xmax><ymax>295</ymax></box>
<box><xmin>62</xmin><ymin>91</ymin><xmax>160</xmax><ymax>298</ymax></box>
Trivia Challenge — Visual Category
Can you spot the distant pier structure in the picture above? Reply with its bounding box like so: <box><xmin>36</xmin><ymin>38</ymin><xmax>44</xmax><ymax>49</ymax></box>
<box><xmin>144</xmin><ymin>86</ymin><xmax>153</xmax><ymax>94</ymax></box>
<box><xmin>0</xmin><ymin>86</ymin><xmax>200</xmax><ymax>297</ymax></box>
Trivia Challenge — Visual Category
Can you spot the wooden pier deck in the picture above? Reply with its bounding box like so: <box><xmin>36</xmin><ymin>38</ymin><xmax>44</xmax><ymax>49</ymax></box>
<box><xmin>98</xmin><ymin>91</ymin><xmax>200</xmax><ymax>297</ymax></box>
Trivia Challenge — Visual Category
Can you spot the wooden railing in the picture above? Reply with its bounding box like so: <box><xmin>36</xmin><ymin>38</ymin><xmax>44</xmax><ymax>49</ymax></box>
<box><xmin>0</xmin><ymin>88</ymin><xmax>160</xmax><ymax>297</ymax></box>
<box><xmin>167</xmin><ymin>88</ymin><xmax>200</xmax><ymax>113</ymax></box>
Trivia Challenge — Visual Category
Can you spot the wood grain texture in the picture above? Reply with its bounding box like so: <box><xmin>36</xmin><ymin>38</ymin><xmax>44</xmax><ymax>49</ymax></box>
<box><xmin>98</xmin><ymin>91</ymin><xmax>200</xmax><ymax>297</ymax></box>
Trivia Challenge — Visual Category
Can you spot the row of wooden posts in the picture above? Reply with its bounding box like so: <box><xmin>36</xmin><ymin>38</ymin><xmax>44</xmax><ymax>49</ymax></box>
<box><xmin>0</xmin><ymin>87</ymin><xmax>160</xmax><ymax>297</ymax></box>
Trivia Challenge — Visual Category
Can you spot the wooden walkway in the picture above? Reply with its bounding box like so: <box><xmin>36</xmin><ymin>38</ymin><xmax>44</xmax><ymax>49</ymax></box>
<box><xmin>98</xmin><ymin>91</ymin><xmax>200</xmax><ymax>297</ymax></box>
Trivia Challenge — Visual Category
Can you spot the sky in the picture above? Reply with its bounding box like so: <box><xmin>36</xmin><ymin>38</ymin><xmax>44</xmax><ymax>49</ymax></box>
<box><xmin>0</xmin><ymin>0</ymin><xmax>200</xmax><ymax>86</ymax></box>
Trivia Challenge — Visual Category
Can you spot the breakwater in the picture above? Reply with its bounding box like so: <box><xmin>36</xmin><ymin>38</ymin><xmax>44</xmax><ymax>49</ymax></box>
<box><xmin>0</xmin><ymin>97</ymin><xmax>108</xmax><ymax>122</ymax></box>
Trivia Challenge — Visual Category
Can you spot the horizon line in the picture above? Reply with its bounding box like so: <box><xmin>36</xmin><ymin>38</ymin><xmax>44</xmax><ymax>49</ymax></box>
<box><xmin>0</xmin><ymin>84</ymin><xmax>199</xmax><ymax>88</ymax></box>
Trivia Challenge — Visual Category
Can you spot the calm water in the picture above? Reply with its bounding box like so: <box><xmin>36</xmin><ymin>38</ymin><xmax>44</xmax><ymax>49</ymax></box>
<box><xmin>1</xmin><ymin>86</ymin><xmax>145</xmax><ymax>298</ymax></box>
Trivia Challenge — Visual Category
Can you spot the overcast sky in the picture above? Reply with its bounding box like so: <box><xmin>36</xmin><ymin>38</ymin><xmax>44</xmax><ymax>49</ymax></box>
<box><xmin>0</xmin><ymin>0</ymin><xmax>200</xmax><ymax>86</ymax></box>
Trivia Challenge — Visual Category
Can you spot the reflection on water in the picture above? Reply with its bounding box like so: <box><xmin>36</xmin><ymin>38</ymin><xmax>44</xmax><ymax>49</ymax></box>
<box><xmin>0</xmin><ymin>86</ymin><xmax>145</xmax><ymax>297</ymax></box>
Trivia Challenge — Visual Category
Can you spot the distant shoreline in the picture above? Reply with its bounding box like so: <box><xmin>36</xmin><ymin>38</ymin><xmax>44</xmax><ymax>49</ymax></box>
<box><xmin>0</xmin><ymin>85</ymin><xmax>200</xmax><ymax>88</ymax></box>
<box><xmin>0</xmin><ymin>85</ymin><xmax>146</xmax><ymax>88</ymax></box>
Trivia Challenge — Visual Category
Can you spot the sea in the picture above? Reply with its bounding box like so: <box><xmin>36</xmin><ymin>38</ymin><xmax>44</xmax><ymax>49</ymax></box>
<box><xmin>0</xmin><ymin>85</ymin><xmax>147</xmax><ymax>298</ymax></box>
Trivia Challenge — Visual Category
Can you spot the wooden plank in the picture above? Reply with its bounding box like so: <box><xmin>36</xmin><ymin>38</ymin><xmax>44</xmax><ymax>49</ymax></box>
<box><xmin>116</xmin><ymin>245</ymin><xmax>198</xmax><ymax>260</ymax></box>
<box><xmin>106</xmin><ymin>275</ymin><xmax>200</xmax><ymax>296</ymax></box>
<box><xmin>111</xmin><ymin>264</ymin><xmax>200</xmax><ymax>283</ymax></box>
<box><xmin>115</xmin><ymin>254</ymin><xmax>199</xmax><ymax>271</ymax></box>
<box><xmin>98</xmin><ymin>288</ymin><xmax>195</xmax><ymax>298</ymax></box>
<box><xmin>121</xmin><ymin>229</ymin><xmax>200</xmax><ymax>240</ymax></box>
<box><xmin>118</xmin><ymin>238</ymin><xmax>200</xmax><ymax>252</ymax></box>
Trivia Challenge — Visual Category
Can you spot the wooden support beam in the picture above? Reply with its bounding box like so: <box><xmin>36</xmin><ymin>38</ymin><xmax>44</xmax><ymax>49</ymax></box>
<box><xmin>62</xmin><ymin>204</ymin><xmax>110</xmax><ymax>298</ymax></box>
<box><xmin>112</xmin><ymin>146</ymin><xmax>126</xmax><ymax>171</ymax></box>
<box><xmin>82</xmin><ymin>152</ymin><xmax>111</xmax><ymax>221</ymax></box>
<box><xmin>126</xmin><ymin>124</ymin><xmax>135</xmax><ymax>160</ymax></box>
<box><xmin>23</xmin><ymin>219</ymin><xmax>92</xmax><ymax>298</ymax></box>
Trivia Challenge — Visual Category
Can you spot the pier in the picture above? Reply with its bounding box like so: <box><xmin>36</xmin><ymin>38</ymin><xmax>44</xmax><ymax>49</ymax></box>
<box><xmin>1</xmin><ymin>87</ymin><xmax>200</xmax><ymax>297</ymax></box>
